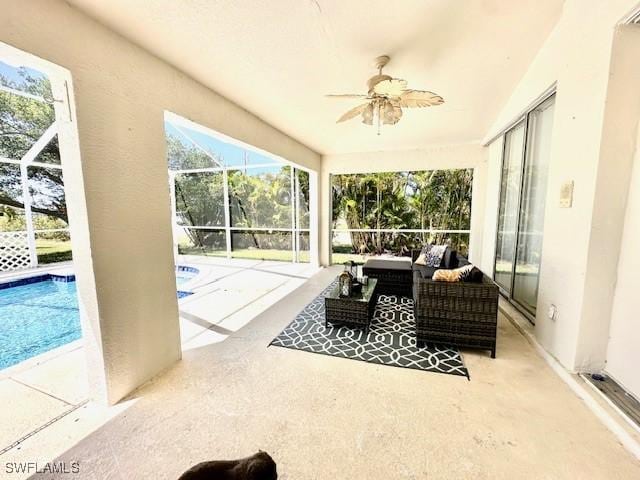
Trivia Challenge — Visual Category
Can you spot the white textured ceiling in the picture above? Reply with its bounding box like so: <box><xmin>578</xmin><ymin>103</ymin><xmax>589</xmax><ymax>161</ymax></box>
<box><xmin>66</xmin><ymin>0</ymin><xmax>563</xmax><ymax>155</ymax></box>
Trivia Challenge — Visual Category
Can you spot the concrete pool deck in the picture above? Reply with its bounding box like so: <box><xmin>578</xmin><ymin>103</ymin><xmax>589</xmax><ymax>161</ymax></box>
<box><xmin>2</xmin><ymin>260</ymin><xmax>639</xmax><ymax>478</ymax></box>
<box><xmin>12</xmin><ymin>266</ymin><xmax>640</xmax><ymax>479</ymax></box>
<box><xmin>0</xmin><ymin>257</ymin><xmax>319</xmax><ymax>478</ymax></box>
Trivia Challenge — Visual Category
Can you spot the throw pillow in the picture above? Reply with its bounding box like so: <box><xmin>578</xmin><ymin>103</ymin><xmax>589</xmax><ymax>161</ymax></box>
<box><xmin>457</xmin><ymin>264</ymin><xmax>475</xmax><ymax>281</ymax></box>
<box><xmin>461</xmin><ymin>266</ymin><xmax>484</xmax><ymax>283</ymax></box>
<box><xmin>432</xmin><ymin>268</ymin><xmax>460</xmax><ymax>282</ymax></box>
<box><xmin>414</xmin><ymin>244</ymin><xmax>432</xmax><ymax>266</ymax></box>
<box><xmin>426</xmin><ymin>244</ymin><xmax>447</xmax><ymax>267</ymax></box>
<box><xmin>433</xmin><ymin>264</ymin><xmax>474</xmax><ymax>283</ymax></box>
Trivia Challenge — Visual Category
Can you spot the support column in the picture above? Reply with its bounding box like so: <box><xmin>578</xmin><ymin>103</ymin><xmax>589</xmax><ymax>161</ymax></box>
<box><xmin>53</xmin><ymin>72</ymin><xmax>181</xmax><ymax>406</ymax></box>
<box><xmin>573</xmin><ymin>25</ymin><xmax>640</xmax><ymax>371</ymax></box>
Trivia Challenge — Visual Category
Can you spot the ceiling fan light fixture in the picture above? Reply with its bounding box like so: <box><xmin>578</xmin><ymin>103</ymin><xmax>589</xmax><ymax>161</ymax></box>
<box><xmin>382</xmin><ymin>100</ymin><xmax>398</xmax><ymax>125</ymax></box>
<box><xmin>362</xmin><ymin>102</ymin><xmax>374</xmax><ymax>125</ymax></box>
<box><xmin>393</xmin><ymin>105</ymin><xmax>403</xmax><ymax>123</ymax></box>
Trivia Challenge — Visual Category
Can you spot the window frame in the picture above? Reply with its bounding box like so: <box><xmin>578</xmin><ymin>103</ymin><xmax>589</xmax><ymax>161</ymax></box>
<box><xmin>492</xmin><ymin>92</ymin><xmax>556</xmax><ymax>322</ymax></box>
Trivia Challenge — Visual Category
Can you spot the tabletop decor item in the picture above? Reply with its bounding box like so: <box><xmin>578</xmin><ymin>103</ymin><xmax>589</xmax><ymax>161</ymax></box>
<box><xmin>338</xmin><ymin>263</ymin><xmax>354</xmax><ymax>297</ymax></box>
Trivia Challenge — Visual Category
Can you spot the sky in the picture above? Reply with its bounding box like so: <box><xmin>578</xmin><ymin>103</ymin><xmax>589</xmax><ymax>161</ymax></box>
<box><xmin>0</xmin><ymin>60</ymin><xmax>47</xmax><ymax>92</ymax></box>
<box><xmin>164</xmin><ymin>121</ymin><xmax>284</xmax><ymax>171</ymax></box>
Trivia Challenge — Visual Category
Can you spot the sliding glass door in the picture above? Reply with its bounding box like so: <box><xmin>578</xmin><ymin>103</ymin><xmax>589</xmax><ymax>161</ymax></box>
<box><xmin>495</xmin><ymin>122</ymin><xmax>526</xmax><ymax>293</ymax></box>
<box><xmin>513</xmin><ymin>96</ymin><xmax>555</xmax><ymax>313</ymax></box>
<box><xmin>494</xmin><ymin>94</ymin><xmax>555</xmax><ymax>318</ymax></box>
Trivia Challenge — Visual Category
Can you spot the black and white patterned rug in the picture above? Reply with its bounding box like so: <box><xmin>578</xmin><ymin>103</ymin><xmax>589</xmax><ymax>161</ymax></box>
<box><xmin>270</xmin><ymin>281</ymin><xmax>469</xmax><ymax>378</ymax></box>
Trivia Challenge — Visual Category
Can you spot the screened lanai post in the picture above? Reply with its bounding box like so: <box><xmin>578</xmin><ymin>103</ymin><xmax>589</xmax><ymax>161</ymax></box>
<box><xmin>19</xmin><ymin>161</ymin><xmax>37</xmax><ymax>266</ymax></box>
<box><xmin>290</xmin><ymin>166</ymin><xmax>296</xmax><ymax>263</ymax></box>
<box><xmin>222</xmin><ymin>164</ymin><xmax>232</xmax><ymax>259</ymax></box>
<box><xmin>308</xmin><ymin>169</ymin><xmax>319</xmax><ymax>266</ymax></box>
<box><xmin>21</xmin><ymin>122</ymin><xmax>64</xmax><ymax>268</ymax></box>
<box><xmin>294</xmin><ymin>169</ymin><xmax>301</xmax><ymax>263</ymax></box>
<box><xmin>168</xmin><ymin>171</ymin><xmax>178</xmax><ymax>261</ymax></box>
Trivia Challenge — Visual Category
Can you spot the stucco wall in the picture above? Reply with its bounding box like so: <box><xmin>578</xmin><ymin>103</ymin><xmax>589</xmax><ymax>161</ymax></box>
<box><xmin>606</xmin><ymin>123</ymin><xmax>640</xmax><ymax>400</ymax></box>
<box><xmin>478</xmin><ymin>137</ymin><xmax>504</xmax><ymax>277</ymax></box>
<box><xmin>320</xmin><ymin>145</ymin><xmax>487</xmax><ymax>266</ymax></box>
<box><xmin>482</xmin><ymin>0</ymin><xmax>640</xmax><ymax>371</ymax></box>
<box><xmin>1</xmin><ymin>0</ymin><xmax>320</xmax><ymax>404</ymax></box>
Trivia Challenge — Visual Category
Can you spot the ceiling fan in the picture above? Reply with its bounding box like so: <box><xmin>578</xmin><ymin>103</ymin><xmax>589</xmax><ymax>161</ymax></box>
<box><xmin>326</xmin><ymin>55</ymin><xmax>444</xmax><ymax>134</ymax></box>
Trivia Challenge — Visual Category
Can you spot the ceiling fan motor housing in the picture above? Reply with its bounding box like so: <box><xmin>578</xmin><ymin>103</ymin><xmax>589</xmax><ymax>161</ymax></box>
<box><xmin>367</xmin><ymin>74</ymin><xmax>392</xmax><ymax>94</ymax></box>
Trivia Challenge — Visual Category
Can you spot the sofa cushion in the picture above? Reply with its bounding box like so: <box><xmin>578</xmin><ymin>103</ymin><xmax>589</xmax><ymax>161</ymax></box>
<box><xmin>412</xmin><ymin>263</ymin><xmax>438</xmax><ymax>279</ymax></box>
<box><xmin>456</xmin><ymin>255</ymin><xmax>470</xmax><ymax>267</ymax></box>
<box><xmin>442</xmin><ymin>248</ymin><xmax>457</xmax><ymax>268</ymax></box>
<box><xmin>363</xmin><ymin>256</ymin><xmax>412</xmax><ymax>271</ymax></box>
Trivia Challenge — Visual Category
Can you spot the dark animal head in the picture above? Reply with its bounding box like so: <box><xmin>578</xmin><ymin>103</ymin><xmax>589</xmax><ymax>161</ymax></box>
<box><xmin>246</xmin><ymin>451</ymin><xmax>277</xmax><ymax>480</ymax></box>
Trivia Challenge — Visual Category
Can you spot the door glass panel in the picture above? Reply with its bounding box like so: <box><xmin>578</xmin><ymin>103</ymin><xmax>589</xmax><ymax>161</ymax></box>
<box><xmin>513</xmin><ymin>96</ymin><xmax>555</xmax><ymax>314</ymax></box>
<box><xmin>494</xmin><ymin>122</ymin><xmax>525</xmax><ymax>292</ymax></box>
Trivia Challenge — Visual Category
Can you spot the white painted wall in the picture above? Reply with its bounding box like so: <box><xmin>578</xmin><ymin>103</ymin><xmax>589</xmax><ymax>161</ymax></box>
<box><xmin>320</xmin><ymin>144</ymin><xmax>487</xmax><ymax>266</ymax></box>
<box><xmin>479</xmin><ymin>137</ymin><xmax>504</xmax><ymax>277</ymax></box>
<box><xmin>482</xmin><ymin>0</ymin><xmax>640</xmax><ymax>371</ymax></box>
<box><xmin>1</xmin><ymin>0</ymin><xmax>320</xmax><ymax>404</ymax></box>
<box><xmin>606</xmin><ymin>123</ymin><xmax>640</xmax><ymax>400</ymax></box>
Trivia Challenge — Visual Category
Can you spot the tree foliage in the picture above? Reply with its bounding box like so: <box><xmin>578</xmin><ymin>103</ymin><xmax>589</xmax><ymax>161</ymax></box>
<box><xmin>168</xmin><ymin>134</ymin><xmax>309</xmax><ymax>253</ymax></box>
<box><xmin>332</xmin><ymin>169</ymin><xmax>472</xmax><ymax>255</ymax></box>
<box><xmin>0</xmin><ymin>68</ymin><xmax>67</xmax><ymax>231</ymax></box>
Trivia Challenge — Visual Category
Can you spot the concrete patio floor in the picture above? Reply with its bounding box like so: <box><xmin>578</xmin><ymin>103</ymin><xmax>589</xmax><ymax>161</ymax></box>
<box><xmin>0</xmin><ymin>258</ymin><xmax>319</xmax><ymax>478</ymax></box>
<box><xmin>4</xmin><ymin>265</ymin><xmax>637</xmax><ymax>479</ymax></box>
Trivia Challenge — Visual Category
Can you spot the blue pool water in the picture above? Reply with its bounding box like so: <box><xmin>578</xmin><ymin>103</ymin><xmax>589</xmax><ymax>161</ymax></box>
<box><xmin>176</xmin><ymin>273</ymin><xmax>194</xmax><ymax>285</ymax></box>
<box><xmin>0</xmin><ymin>279</ymin><xmax>80</xmax><ymax>370</ymax></box>
<box><xmin>0</xmin><ymin>268</ymin><xmax>197</xmax><ymax>371</ymax></box>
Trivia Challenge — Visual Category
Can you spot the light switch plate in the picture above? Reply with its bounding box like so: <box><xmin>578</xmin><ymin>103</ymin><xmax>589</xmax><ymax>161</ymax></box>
<box><xmin>559</xmin><ymin>181</ymin><xmax>574</xmax><ymax>208</ymax></box>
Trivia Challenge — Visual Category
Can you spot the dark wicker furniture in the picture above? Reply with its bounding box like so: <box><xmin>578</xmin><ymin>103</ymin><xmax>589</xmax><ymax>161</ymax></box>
<box><xmin>325</xmin><ymin>278</ymin><xmax>378</xmax><ymax>334</ymax></box>
<box><xmin>412</xmin><ymin>270</ymin><xmax>499</xmax><ymax>358</ymax></box>
<box><xmin>362</xmin><ymin>257</ymin><xmax>412</xmax><ymax>296</ymax></box>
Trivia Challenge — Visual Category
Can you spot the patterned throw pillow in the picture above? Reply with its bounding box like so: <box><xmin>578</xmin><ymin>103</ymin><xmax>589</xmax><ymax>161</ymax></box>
<box><xmin>414</xmin><ymin>245</ymin><xmax>432</xmax><ymax>266</ymax></box>
<box><xmin>425</xmin><ymin>244</ymin><xmax>447</xmax><ymax>267</ymax></box>
<box><xmin>457</xmin><ymin>264</ymin><xmax>475</xmax><ymax>281</ymax></box>
<box><xmin>433</xmin><ymin>264</ymin><xmax>475</xmax><ymax>283</ymax></box>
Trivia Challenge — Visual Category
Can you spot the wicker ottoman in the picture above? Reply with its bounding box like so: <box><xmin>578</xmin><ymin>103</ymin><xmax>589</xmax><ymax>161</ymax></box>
<box><xmin>362</xmin><ymin>257</ymin><xmax>413</xmax><ymax>296</ymax></box>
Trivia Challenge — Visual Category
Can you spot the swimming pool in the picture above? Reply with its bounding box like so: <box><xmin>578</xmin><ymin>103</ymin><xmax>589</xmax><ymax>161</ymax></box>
<box><xmin>0</xmin><ymin>277</ymin><xmax>80</xmax><ymax>370</ymax></box>
<box><xmin>0</xmin><ymin>267</ymin><xmax>198</xmax><ymax>371</ymax></box>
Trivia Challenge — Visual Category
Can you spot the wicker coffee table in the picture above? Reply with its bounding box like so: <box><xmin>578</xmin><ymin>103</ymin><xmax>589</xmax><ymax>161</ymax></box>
<box><xmin>324</xmin><ymin>278</ymin><xmax>378</xmax><ymax>334</ymax></box>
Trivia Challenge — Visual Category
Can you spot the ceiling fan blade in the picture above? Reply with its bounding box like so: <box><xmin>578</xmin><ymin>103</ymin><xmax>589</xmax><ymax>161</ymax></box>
<box><xmin>336</xmin><ymin>103</ymin><xmax>369</xmax><ymax>123</ymax></box>
<box><xmin>325</xmin><ymin>94</ymin><xmax>368</xmax><ymax>99</ymax></box>
<box><xmin>399</xmin><ymin>89</ymin><xmax>444</xmax><ymax>107</ymax></box>
<box><xmin>372</xmin><ymin>78</ymin><xmax>408</xmax><ymax>97</ymax></box>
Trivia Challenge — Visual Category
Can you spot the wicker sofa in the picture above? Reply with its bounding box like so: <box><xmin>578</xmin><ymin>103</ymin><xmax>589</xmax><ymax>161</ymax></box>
<box><xmin>412</xmin><ymin>250</ymin><xmax>499</xmax><ymax>358</ymax></box>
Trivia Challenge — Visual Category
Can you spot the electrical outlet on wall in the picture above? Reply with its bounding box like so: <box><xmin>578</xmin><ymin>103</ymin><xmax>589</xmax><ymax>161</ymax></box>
<box><xmin>548</xmin><ymin>304</ymin><xmax>558</xmax><ymax>321</ymax></box>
